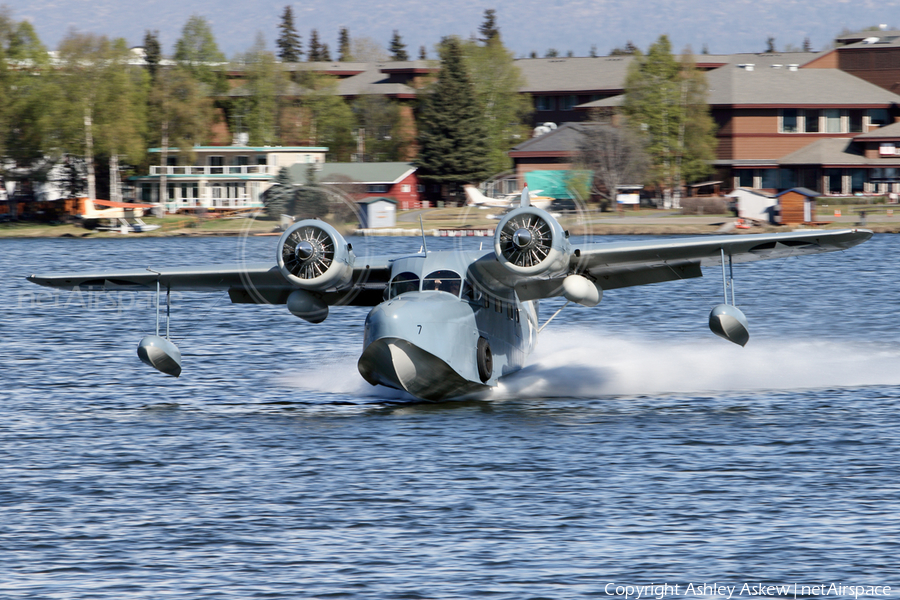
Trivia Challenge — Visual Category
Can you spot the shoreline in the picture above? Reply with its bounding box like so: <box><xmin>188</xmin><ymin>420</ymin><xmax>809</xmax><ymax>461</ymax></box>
<box><xmin>0</xmin><ymin>217</ymin><xmax>889</xmax><ymax>239</ymax></box>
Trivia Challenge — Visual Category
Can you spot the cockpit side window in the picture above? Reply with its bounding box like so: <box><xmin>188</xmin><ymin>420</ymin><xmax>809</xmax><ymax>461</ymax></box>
<box><xmin>389</xmin><ymin>272</ymin><xmax>420</xmax><ymax>298</ymax></box>
<box><xmin>422</xmin><ymin>270</ymin><xmax>462</xmax><ymax>297</ymax></box>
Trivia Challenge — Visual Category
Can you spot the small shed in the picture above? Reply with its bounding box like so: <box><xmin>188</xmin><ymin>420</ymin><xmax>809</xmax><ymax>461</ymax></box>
<box><xmin>728</xmin><ymin>188</ymin><xmax>777</xmax><ymax>224</ymax></box>
<box><xmin>776</xmin><ymin>187</ymin><xmax>819</xmax><ymax>225</ymax></box>
<box><xmin>357</xmin><ymin>197</ymin><xmax>397</xmax><ymax>228</ymax></box>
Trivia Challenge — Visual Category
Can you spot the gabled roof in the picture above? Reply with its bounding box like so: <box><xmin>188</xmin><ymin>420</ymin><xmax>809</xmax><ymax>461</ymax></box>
<box><xmin>706</xmin><ymin>65</ymin><xmax>900</xmax><ymax>106</ymax></box>
<box><xmin>776</xmin><ymin>187</ymin><xmax>819</xmax><ymax>198</ymax></box>
<box><xmin>509</xmin><ymin>122</ymin><xmax>587</xmax><ymax>156</ymax></box>
<box><xmin>855</xmin><ymin>120</ymin><xmax>900</xmax><ymax>140</ymax></box>
<box><xmin>515</xmin><ymin>56</ymin><xmax>633</xmax><ymax>94</ymax></box>
<box><xmin>576</xmin><ymin>94</ymin><xmax>624</xmax><ymax>109</ymax></box>
<box><xmin>289</xmin><ymin>162</ymin><xmax>416</xmax><ymax>185</ymax></box>
<box><xmin>777</xmin><ymin>138</ymin><xmax>900</xmax><ymax>166</ymax></box>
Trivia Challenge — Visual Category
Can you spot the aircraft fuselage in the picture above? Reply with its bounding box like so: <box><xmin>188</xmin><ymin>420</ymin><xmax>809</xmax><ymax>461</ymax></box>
<box><xmin>357</xmin><ymin>250</ymin><xmax>538</xmax><ymax>400</ymax></box>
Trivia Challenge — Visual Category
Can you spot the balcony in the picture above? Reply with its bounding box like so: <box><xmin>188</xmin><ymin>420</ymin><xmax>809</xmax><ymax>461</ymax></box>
<box><xmin>149</xmin><ymin>165</ymin><xmax>278</xmax><ymax>176</ymax></box>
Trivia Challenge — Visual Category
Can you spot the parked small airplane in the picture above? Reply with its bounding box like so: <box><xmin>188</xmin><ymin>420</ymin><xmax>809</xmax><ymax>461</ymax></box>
<box><xmin>80</xmin><ymin>198</ymin><xmax>160</xmax><ymax>233</ymax></box>
<box><xmin>464</xmin><ymin>184</ymin><xmax>554</xmax><ymax>210</ymax></box>
<box><xmin>28</xmin><ymin>189</ymin><xmax>871</xmax><ymax>401</ymax></box>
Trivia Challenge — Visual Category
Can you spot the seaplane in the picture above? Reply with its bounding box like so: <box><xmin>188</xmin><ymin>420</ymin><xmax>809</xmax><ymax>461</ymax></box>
<box><xmin>27</xmin><ymin>189</ymin><xmax>871</xmax><ymax>401</ymax></box>
<box><xmin>464</xmin><ymin>184</ymin><xmax>554</xmax><ymax>210</ymax></box>
<box><xmin>79</xmin><ymin>197</ymin><xmax>160</xmax><ymax>233</ymax></box>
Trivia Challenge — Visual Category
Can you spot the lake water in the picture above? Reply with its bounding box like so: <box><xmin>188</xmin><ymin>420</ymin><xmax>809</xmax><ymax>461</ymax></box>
<box><xmin>1</xmin><ymin>232</ymin><xmax>899</xmax><ymax>599</ymax></box>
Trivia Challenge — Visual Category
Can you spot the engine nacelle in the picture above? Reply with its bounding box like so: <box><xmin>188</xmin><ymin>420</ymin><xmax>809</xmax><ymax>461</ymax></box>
<box><xmin>277</xmin><ymin>220</ymin><xmax>354</xmax><ymax>291</ymax></box>
<box><xmin>493</xmin><ymin>206</ymin><xmax>571</xmax><ymax>277</ymax></box>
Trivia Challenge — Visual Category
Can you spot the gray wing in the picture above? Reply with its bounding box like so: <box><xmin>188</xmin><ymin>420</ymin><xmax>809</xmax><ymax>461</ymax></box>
<box><xmin>27</xmin><ymin>256</ymin><xmax>396</xmax><ymax>307</ymax></box>
<box><xmin>516</xmin><ymin>229</ymin><xmax>871</xmax><ymax>300</ymax></box>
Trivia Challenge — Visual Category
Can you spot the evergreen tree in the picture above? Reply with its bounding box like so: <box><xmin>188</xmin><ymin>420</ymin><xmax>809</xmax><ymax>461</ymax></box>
<box><xmin>677</xmin><ymin>52</ymin><xmax>717</xmax><ymax>185</ymax></box>
<box><xmin>545</xmin><ymin>48</ymin><xmax>559</xmax><ymax>57</ymax></box>
<box><xmin>589</xmin><ymin>44</ymin><xmax>598</xmax><ymax>58</ymax></box>
<box><xmin>803</xmin><ymin>37</ymin><xmax>812</xmax><ymax>52</ymax></box>
<box><xmin>265</xmin><ymin>166</ymin><xmax>295</xmax><ymax>218</ymax></box>
<box><xmin>307</xmin><ymin>29</ymin><xmax>322</xmax><ymax>61</ymax></box>
<box><xmin>235</xmin><ymin>33</ymin><xmax>282</xmax><ymax>146</ymax></box>
<box><xmin>143</xmin><ymin>30</ymin><xmax>161</xmax><ymax>80</ymax></box>
<box><xmin>321</xmin><ymin>43</ymin><xmax>332</xmax><ymax>62</ymax></box>
<box><xmin>610</xmin><ymin>41</ymin><xmax>638</xmax><ymax>56</ymax></box>
<box><xmin>389</xmin><ymin>30</ymin><xmax>408</xmax><ymax>61</ymax></box>
<box><xmin>338</xmin><ymin>27</ymin><xmax>352</xmax><ymax>61</ymax></box>
<box><xmin>415</xmin><ymin>37</ymin><xmax>490</xmax><ymax>196</ymax></box>
<box><xmin>479</xmin><ymin>9</ymin><xmax>500</xmax><ymax>44</ymax></box>
<box><xmin>276</xmin><ymin>6</ymin><xmax>302</xmax><ymax>62</ymax></box>
<box><xmin>419</xmin><ymin>45</ymin><xmax>427</xmax><ymax>60</ymax></box>
<box><xmin>173</xmin><ymin>15</ymin><xmax>227</xmax><ymax>93</ymax></box>
<box><xmin>765</xmin><ymin>36</ymin><xmax>776</xmax><ymax>53</ymax></box>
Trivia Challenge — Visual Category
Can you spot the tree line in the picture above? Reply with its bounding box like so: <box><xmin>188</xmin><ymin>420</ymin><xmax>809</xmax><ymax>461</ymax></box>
<box><xmin>0</xmin><ymin>7</ymin><xmax>716</xmax><ymax>207</ymax></box>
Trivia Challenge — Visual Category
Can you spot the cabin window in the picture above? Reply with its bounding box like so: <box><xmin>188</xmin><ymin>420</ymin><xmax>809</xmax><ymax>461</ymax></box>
<box><xmin>389</xmin><ymin>272</ymin><xmax>420</xmax><ymax>298</ymax></box>
<box><xmin>535</xmin><ymin>96</ymin><xmax>554</xmax><ymax>111</ymax></box>
<box><xmin>367</xmin><ymin>184</ymin><xmax>388</xmax><ymax>193</ymax></box>
<box><xmin>422</xmin><ymin>270</ymin><xmax>462</xmax><ymax>296</ymax></box>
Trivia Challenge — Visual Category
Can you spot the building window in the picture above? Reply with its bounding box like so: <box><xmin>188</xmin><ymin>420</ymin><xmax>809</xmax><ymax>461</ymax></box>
<box><xmin>257</xmin><ymin>155</ymin><xmax>267</xmax><ymax>165</ymax></box>
<box><xmin>849</xmin><ymin>110</ymin><xmax>864</xmax><ymax>133</ymax></box>
<box><xmin>761</xmin><ymin>169</ymin><xmax>778</xmax><ymax>189</ymax></box>
<box><xmin>869</xmin><ymin>108</ymin><xmax>890</xmax><ymax>127</ymax></box>
<box><xmin>778</xmin><ymin>168</ymin><xmax>796</xmax><ymax>189</ymax></box>
<box><xmin>781</xmin><ymin>109</ymin><xmax>798</xmax><ymax>133</ymax></box>
<box><xmin>559</xmin><ymin>95</ymin><xmax>577</xmax><ymax>111</ymax></box>
<box><xmin>825</xmin><ymin>109</ymin><xmax>842</xmax><ymax>133</ymax></box>
<box><xmin>367</xmin><ymin>184</ymin><xmax>388</xmax><ymax>193</ymax></box>
<box><xmin>535</xmin><ymin>96</ymin><xmax>554</xmax><ymax>111</ymax></box>
<box><xmin>167</xmin><ymin>183</ymin><xmax>176</xmax><ymax>200</ymax></box>
<box><xmin>166</xmin><ymin>156</ymin><xmax>178</xmax><ymax>166</ymax></box>
<box><xmin>417</xmin><ymin>184</ymin><xmax>424</xmax><ymax>193</ymax></box>
<box><xmin>850</xmin><ymin>169</ymin><xmax>866</xmax><ymax>193</ymax></box>
<box><xmin>826</xmin><ymin>169</ymin><xmax>843</xmax><ymax>194</ymax></box>
<box><xmin>401</xmin><ymin>184</ymin><xmax>411</xmax><ymax>193</ymax></box>
<box><xmin>804</xmin><ymin>109</ymin><xmax>820</xmax><ymax>133</ymax></box>
<box><xmin>737</xmin><ymin>170</ymin><xmax>754</xmax><ymax>188</ymax></box>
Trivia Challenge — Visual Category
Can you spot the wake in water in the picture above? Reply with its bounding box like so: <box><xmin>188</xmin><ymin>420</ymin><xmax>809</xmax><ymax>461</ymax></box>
<box><xmin>278</xmin><ymin>328</ymin><xmax>900</xmax><ymax>400</ymax></box>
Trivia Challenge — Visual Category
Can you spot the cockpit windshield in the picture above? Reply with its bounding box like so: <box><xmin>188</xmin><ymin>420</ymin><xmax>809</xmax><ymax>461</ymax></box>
<box><xmin>422</xmin><ymin>270</ymin><xmax>462</xmax><ymax>297</ymax></box>
<box><xmin>388</xmin><ymin>272</ymin><xmax>420</xmax><ymax>298</ymax></box>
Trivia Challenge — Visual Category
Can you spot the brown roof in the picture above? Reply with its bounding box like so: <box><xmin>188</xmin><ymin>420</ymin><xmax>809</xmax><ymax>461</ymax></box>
<box><xmin>855</xmin><ymin>120</ymin><xmax>900</xmax><ymax>140</ymax></box>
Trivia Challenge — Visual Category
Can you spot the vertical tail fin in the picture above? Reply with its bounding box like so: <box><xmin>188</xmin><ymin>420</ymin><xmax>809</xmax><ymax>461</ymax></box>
<box><xmin>520</xmin><ymin>186</ymin><xmax>531</xmax><ymax>208</ymax></box>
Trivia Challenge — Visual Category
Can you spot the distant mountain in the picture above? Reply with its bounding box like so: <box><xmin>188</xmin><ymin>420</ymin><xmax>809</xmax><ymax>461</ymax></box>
<box><xmin>5</xmin><ymin>0</ymin><xmax>890</xmax><ymax>59</ymax></box>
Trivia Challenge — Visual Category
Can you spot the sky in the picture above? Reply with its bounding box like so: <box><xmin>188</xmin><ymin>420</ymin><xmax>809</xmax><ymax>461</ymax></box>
<box><xmin>5</xmin><ymin>0</ymin><xmax>899</xmax><ymax>59</ymax></box>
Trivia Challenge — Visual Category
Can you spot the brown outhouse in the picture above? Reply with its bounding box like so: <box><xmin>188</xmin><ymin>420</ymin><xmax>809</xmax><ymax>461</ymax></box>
<box><xmin>776</xmin><ymin>187</ymin><xmax>819</xmax><ymax>225</ymax></box>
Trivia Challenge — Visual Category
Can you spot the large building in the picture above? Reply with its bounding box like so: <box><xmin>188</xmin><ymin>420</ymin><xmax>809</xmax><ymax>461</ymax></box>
<box><xmin>131</xmin><ymin>146</ymin><xmax>326</xmax><ymax>212</ymax></box>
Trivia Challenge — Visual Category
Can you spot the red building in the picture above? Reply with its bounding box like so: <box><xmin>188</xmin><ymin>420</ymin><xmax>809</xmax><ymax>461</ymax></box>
<box><xmin>287</xmin><ymin>162</ymin><xmax>423</xmax><ymax>210</ymax></box>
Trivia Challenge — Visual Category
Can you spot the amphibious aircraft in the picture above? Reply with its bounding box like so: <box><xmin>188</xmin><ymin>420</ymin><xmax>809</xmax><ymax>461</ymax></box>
<box><xmin>464</xmin><ymin>184</ymin><xmax>554</xmax><ymax>210</ymax></box>
<box><xmin>27</xmin><ymin>190</ymin><xmax>871</xmax><ymax>401</ymax></box>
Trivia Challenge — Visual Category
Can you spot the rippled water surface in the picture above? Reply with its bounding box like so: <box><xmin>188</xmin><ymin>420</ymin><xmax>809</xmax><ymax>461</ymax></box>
<box><xmin>2</xmin><ymin>233</ymin><xmax>899</xmax><ymax>598</ymax></box>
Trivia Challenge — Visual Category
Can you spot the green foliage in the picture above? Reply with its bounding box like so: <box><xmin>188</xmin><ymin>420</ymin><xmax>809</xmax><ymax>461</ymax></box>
<box><xmin>173</xmin><ymin>15</ymin><xmax>227</xmax><ymax>93</ymax></box>
<box><xmin>276</xmin><ymin>6</ymin><xmax>302</xmax><ymax>62</ymax></box>
<box><xmin>479</xmin><ymin>9</ymin><xmax>500</xmax><ymax>44</ymax></box>
<box><xmin>622</xmin><ymin>36</ymin><xmax>716</xmax><ymax>188</ymax></box>
<box><xmin>609</xmin><ymin>41</ymin><xmax>638</xmax><ymax>56</ymax></box>
<box><xmin>389</xmin><ymin>30</ymin><xmax>408</xmax><ymax>61</ymax></box>
<box><xmin>307</xmin><ymin>29</ymin><xmax>323</xmax><ymax>61</ymax></box>
<box><xmin>545</xmin><ymin>48</ymin><xmax>559</xmax><ymax>57</ymax></box>
<box><xmin>338</xmin><ymin>28</ymin><xmax>352</xmax><ymax>61</ymax></box>
<box><xmin>148</xmin><ymin>66</ymin><xmax>214</xmax><ymax>163</ymax></box>
<box><xmin>352</xmin><ymin>95</ymin><xmax>406</xmax><ymax>161</ymax></box>
<box><xmin>300</xmin><ymin>73</ymin><xmax>355</xmax><ymax>160</ymax></box>
<box><xmin>320</xmin><ymin>43</ymin><xmax>332</xmax><ymax>62</ymax></box>
<box><xmin>0</xmin><ymin>11</ymin><xmax>53</xmax><ymax>177</ymax></box>
<box><xmin>143</xmin><ymin>30</ymin><xmax>161</xmax><ymax>80</ymax></box>
<box><xmin>233</xmin><ymin>34</ymin><xmax>282</xmax><ymax>146</ymax></box>
<box><xmin>415</xmin><ymin>37</ymin><xmax>491</xmax><ymax>189</ymax></box>
<box><xmin>460</xmin><ymin>37</ymin><xmax>531</xmax><ymax>176</ymax></box>
<box><xmin>265</xmin><ymin>167</ymin><xmax>294</xmax><ymax>218</ymax></box>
